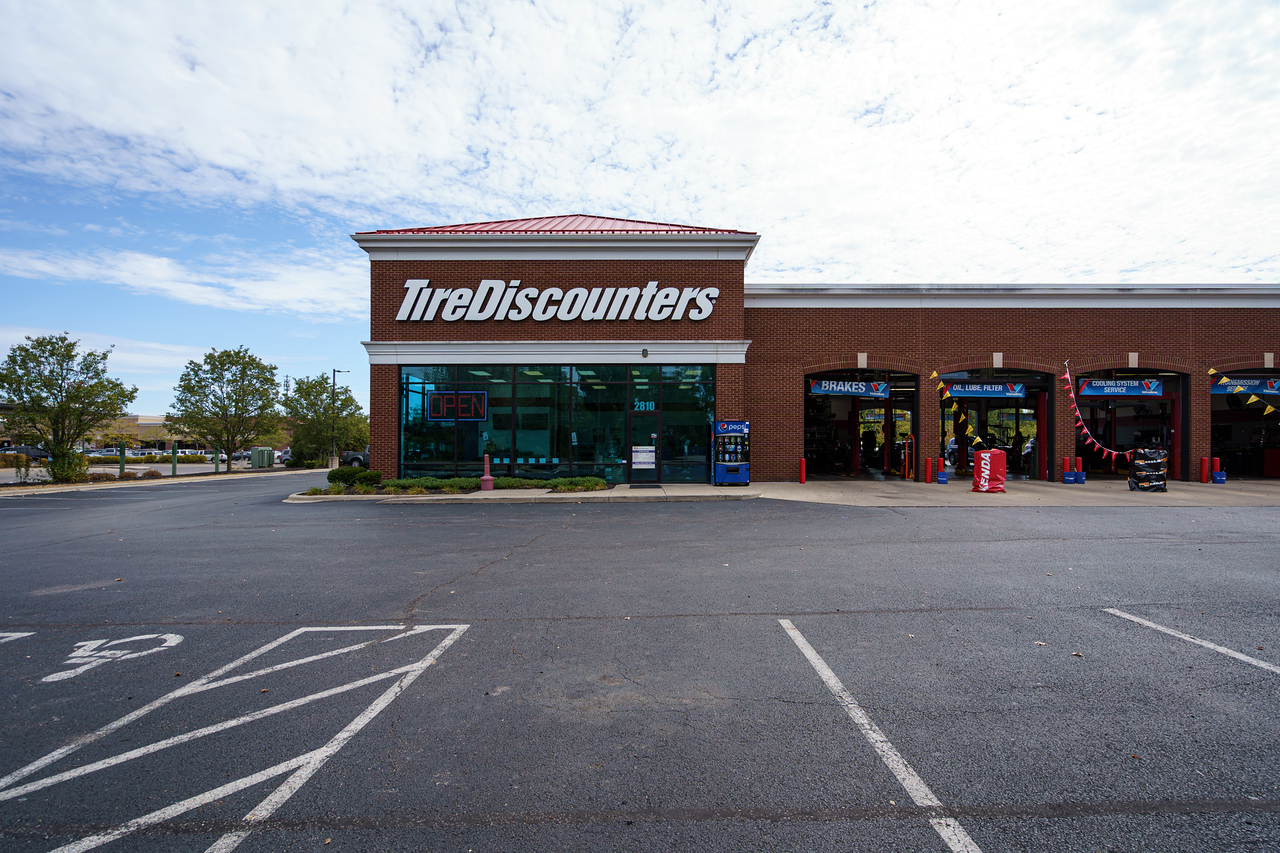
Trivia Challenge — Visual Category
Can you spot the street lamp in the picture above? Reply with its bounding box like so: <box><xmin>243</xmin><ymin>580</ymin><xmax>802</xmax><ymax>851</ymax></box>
<box><xmin>330</xmin><ymin>369</ymin><xmax>349</xmax><ymax>468</ymax></box>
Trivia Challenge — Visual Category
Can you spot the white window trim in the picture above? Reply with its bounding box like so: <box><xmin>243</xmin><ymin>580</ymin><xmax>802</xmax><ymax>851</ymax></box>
<box><xmin>363</xmin><ymin>340</ymin><xmax>750</xmax><ymax>365</ymax></box>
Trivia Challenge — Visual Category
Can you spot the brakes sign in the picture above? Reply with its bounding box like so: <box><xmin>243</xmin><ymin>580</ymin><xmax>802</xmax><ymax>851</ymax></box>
<box><xmin>972</xmin><ymin>449</ymin><xmax>1007</xmax><ymax>493</ymax></box>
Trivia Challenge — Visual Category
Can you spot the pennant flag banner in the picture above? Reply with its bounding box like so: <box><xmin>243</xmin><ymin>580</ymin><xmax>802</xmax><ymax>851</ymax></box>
<box><xmin>936</xmin><ymin>370</ymin><xmax>987</xmax><ymax>453</ymax></box>
<box><xmin>1062</xmin><ymin>362</ymin><xmax>1133</xmax><ymax>461</ymax></box>
<box><xmin>1210</xmin><ymin>377</ymin><xmax>1280</xmax><ymax>395</ymax></box>
<box><xmin>1205</xmin><ymin>367</ymin><xmax>1280</xmax><ymax>423</ymax></box>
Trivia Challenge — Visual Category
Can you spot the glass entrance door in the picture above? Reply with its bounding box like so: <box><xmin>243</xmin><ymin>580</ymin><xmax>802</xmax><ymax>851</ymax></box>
<box><xmin>629</xmin><ymin>411</ymin><xmax>659</xmax><ymax>482</ymax></box>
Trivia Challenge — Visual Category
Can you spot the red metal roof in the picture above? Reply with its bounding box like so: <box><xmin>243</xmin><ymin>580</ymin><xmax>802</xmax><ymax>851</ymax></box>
<box><xmin>357</xmin><ymin>214</ymin><xmax>754</xmax><ymax>236</ymax></box>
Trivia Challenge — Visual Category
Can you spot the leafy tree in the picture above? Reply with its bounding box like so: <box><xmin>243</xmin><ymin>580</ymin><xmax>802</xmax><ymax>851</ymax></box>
<box><xmin>282</xmin><ymin>373</ymin><xmax>369</xmax><ymax>463</ymax></box>
<box><xmin>166</xmin><ymin>347</ymin><xmax>281</xmax><ymax>469</ymax></box>
<box><xmin>0</xmin><ymin>333</ymin><xmax>137</xmax><ymax>482</ymax></box>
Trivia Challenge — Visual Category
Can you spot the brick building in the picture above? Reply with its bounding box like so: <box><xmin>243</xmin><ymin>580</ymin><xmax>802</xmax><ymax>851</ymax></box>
<box><xmin>354</xmin><ymin>215</ymin><xmax>1280</xmax><ymax>483</ymax></box>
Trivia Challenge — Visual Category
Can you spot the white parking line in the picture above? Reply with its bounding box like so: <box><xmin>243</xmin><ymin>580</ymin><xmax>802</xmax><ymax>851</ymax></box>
<box><xmin>779</xmin><ymin>619</ymin><xmax>983</xmax><ymax>853</ymax></box>
<box><xmin>1104</xmin><ymin>608</ymin><xmax>1280</xmax><ymax>675</ymax></box>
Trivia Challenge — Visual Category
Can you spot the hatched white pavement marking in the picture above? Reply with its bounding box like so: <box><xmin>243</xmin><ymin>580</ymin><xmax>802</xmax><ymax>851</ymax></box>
<box><xmin>1105</xmin><ymin>608</ymin><xmax>1280</xmax><ymax>676</ymax></box>
<box><xmin>780</xmin><ymin>619</ymin><xmax>983</xmax><ymax>853</ymax></box>
<box><xmin>0</xmin><ymin>624</ymin><xmax>435</xmax><ymax>793</ymax></box>
<box><xmin>0</xmin><ymin>623</ymin><xmax>468</xmax><ymax>852</ymax></box>
<box><xmin>0</xmin><ymin>632</ymin><xmax>34</xmax><ymax>644</ymax></box>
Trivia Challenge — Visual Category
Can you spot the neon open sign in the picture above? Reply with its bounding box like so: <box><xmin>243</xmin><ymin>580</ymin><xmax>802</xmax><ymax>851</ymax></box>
<box><xmin>426</xmin><ymin>391</ymin><xmax>488</xmax><ymax>421</ymax></box>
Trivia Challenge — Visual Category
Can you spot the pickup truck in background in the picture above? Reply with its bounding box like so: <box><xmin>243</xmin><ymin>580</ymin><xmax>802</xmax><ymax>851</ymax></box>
<box><xmin>340</xmin><ymin>446</ymin><xmax>370</xmax><ymax>467</ymax></box>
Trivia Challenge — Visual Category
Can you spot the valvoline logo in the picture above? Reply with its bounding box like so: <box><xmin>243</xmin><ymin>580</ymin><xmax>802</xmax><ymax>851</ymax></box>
<box><xmin>870</xmin><ymin>382</ymin><xmax>887</xmax><ymax>394</ymax></box>
<box><xmin>1268</xmin><ymin>379</ymin><xmax>1278</xmax><ymax>392</ymax></box>
<box><xmin>1142</xmin><ymin>380</ymin><xmax>1156</xmax><ymax>392</ymax></box>
<box><xmin>1007</xmin><ymin>384</ymin><xmax>1019</xmax><ymax>393</ymax></box>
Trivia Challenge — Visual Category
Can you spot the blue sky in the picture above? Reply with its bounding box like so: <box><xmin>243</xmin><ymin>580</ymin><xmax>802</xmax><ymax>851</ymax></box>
<box><xmin>1</xmin><ymin>0</ymin><xmax>1277</xmax><ymax>416</ymax></box>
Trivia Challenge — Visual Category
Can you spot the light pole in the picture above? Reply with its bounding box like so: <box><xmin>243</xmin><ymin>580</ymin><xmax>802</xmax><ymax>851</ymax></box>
<box><xmin>330</xmin><ymin>369</ymin><xmax>349</xmax><ymax>468</ymax></box>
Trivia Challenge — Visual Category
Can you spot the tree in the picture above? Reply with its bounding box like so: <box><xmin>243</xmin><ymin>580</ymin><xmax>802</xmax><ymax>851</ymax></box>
<box><xmin>166</xmin><ymin>347</ymin><xmax>281</xmax><ymax>469</ymax></box>
<box><xmin>281</xmin><ymin>373</ymin><xmax>369</xmax><ymax>463</ymax></box>
<box><xmin>0</xmin><ymin>333</ymin><xmax>137</xmax><ymax>482</ymax></box>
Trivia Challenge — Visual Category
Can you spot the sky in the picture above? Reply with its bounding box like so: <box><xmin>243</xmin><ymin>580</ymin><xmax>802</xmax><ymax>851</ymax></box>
<box><xmin>1</xmin><ymin>0</ymin><xmax>1277</xmax><ymax>416</ymax></box>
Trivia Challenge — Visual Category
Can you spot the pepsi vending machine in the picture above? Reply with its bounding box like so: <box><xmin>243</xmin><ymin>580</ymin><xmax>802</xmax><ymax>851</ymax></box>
<box><xmin>714</xmin><ymin>420</ymin><xmax>750</xmax><ymax>485</ymax></box>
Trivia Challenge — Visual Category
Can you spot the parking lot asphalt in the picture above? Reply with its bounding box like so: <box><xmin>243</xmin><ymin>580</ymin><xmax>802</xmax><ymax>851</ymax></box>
<box><xmin>1</xmin><ymin>472</ymin><xmax>1277</xmax><ymax>851</ymax></box>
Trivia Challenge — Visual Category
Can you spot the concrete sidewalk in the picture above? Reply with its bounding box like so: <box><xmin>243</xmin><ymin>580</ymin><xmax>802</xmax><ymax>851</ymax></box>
<box><xmin>0</xmin><ymin>466</ymin><xmax>313</xmax><ymax>496</ymax></box>
<box><xmin>285</xmin><ymin>476</ymin><xmax>1280</xmax><ymax>507</ymax></box>
<box><xmin>754</xmin><ymin>476</ymin><xmax>1280</xmax><ymax>507</ymax></box>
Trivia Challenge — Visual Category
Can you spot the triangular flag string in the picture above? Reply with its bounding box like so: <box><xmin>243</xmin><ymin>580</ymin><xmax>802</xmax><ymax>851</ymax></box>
<box><xmin>1207</xmin><ymin>367</ymin><xmax>1280</xmax><ymax>419</ymax></box>
<box><xmin>1063</xmin><ymin>362</ymin><xmax>1133</xmax><ymax>462</ymax></box>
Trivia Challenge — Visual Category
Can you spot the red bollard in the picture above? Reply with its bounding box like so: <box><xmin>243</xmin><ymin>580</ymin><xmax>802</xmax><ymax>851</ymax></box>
<box><xmin>799</xmin><ymin>458</ymin><xmax>806</xmax><ymax>484</ymax></box>
<box><xmin>938</xmin><ymin>457</ymin><xmax>945</xmax><ymax>476</ymax></box>
<box><xmin>1200</xmin><ymin>457</ymin><xmax>1210</xmax><ymax>483</ymax></box>
<box><xmin>1062</xmin><ymin>456</ymin><xmax>1072</xmax><ymax>473</ymax></box>
<box><xmin>1212</xmin><ymin>457</ymin><xmax>1220</xmax><ymax>472</ymax></box>
<box><xmin>925</xmin><ymin>457</ymin><xmax>933</xmax><ymax>484</ymax></box>
<box><xmin>480</xmin><ymin>453</ymin><xmax>494</xmax><ymax>491</ymax></box>
<box><xmin>1075</xmin><ymin>456</ymin><xmax>1083</xmax><ymax>476</ymax></box>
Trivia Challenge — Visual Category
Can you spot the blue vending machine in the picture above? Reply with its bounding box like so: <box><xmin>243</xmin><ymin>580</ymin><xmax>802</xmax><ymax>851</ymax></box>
<box><xmin>713</xmin><ymin>420</ymin><xmax>750</xmax><ymax>485</ymax></box>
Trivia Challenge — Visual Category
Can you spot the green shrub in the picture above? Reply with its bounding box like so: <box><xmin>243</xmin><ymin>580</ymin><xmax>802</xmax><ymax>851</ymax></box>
<box><xmin>327</xmin><ymin>467</ymin><xmax>361</xmax><ymax>485</ymax></box>
<box><xmin>178</xmin><ymin>454</ymin><xmax>207</xmax><ymax>463</ymax></box>
<box><xmin>353</xmin><ymin>483</ymin><xmax>376</xmax><ymax>495</ymax></box>
<box><xmin>547</xmin><ymin>476</ymin><xmax>607</xmax><ymax>492</ymax></box>
<box><xmin>304</xmin><ymin>486</ymin><xmax>324</xmax><ymax>495</ymax></box>
<box><xmin>143</xmin><ymin>454</ymin><xmax>158</xmax><ymax>463</ymax></box>
<box><xmin>0</xmin><ymin>453</ymin><xmax>24</xmax><ymax>469</ymax></box>
<box><xmin>303</xmin><ymin>460</ymin><xmax>319</xmax><ymax>469</ymax></box>
<box><xmin>284</xmin><ymin>458</ymin><xmax>301</xmax><ymax>468</ymax></box>
<box><xmin>382</xmin><ymin>485</ymin><xmax>402</xmax><ymax>495</ymax></box>
<box><xmin>407</xmin><ymin>485</ymin><xmax>427</xmax><ymax>495</ymax></box>
<box><xmin>492</xmin><ymin>476</ymin><xmax>546</xmax><ymax>489</ymax></box>
<box><xmin>141</xmin><ymin>469</ymin><xmax>163</xmax><ymax>479</ymax></box>
<box><xmin>117</xmin><ymin>470</ymin><xmax>139</xmax><ymax>480</ymax></box>
<box><xmin>88</xmin><ymin>471</ymin><xmax>117</xmax><ymax>482</ymax></box>
<box><xmin>326</xmin><ymin>483</ymin><xmax>345</xmax><ymax>495</ymax></box>
<box><xmin>354</xmin><ymin>468</ymin><xmax>382</xmax><ymax>486</ymax></box>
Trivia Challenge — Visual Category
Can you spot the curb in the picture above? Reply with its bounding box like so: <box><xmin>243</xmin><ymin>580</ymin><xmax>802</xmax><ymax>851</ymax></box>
<box><xmin>285</xmin><ymin>489</ymin><xmax>762</xmax><ymax>504</ymax></box>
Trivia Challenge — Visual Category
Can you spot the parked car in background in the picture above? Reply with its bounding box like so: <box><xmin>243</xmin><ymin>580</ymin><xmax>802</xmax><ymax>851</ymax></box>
<box><xmin>340</xmin><ymin>446</ymin><xmax>371</xmax><ymax>467</ymax></box>
<box><xmin>205</xmin><ymin>451</ymin><xmax>228</xmax><ymax>463</ymax></box>
<box><xmin>279</xmin><ymin>448</ymin><xmax>292</xmax><ymax>464</ymax></box>
<box><xmin>1</xmin><ymin>445</ymin><xmax>50</xmax><ymax>460</ymax></box>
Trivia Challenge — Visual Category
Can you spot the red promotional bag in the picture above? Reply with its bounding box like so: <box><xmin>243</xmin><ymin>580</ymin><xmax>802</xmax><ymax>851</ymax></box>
<box><xmin>972</xmin><ymin>449</ymin><xmax>1007</xmax><ymax>493</ymax></box>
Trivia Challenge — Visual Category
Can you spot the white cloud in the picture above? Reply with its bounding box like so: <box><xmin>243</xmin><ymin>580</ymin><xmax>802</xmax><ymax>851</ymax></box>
<box><xmin>0</xmin><ymin>247</ymin><xmax>367</xmax><ymax>318</ymax></box>
<box><xmin>0</xmin><ymin>325</ymin><xmax>208</xmax><ymax>374</ymax></box>
<box><xmin>0</xmin><ymin>0</ymin><xmax>1276</xmax><ymax>281</ymax></box>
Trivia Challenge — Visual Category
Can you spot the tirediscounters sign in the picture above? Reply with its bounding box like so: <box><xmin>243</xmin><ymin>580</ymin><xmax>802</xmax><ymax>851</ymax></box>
<box><xmin>808</xmin><ymin>379</ymin><xmax>890</xmax><ymax>398</ymax></box>
<box><xmin>943</xmin><ymin>383</ymin><xmax>1025</xmax><ymax>398</ymax></box>
<box><xmin>394</xmin><ymin>279</ymin><xmax>719</xmax><ymax>323</ymax></box>
<box><xmin>1077</xmin><ymin>379</ymin><xmax>1162</xmax><ymax>396</ymax></box>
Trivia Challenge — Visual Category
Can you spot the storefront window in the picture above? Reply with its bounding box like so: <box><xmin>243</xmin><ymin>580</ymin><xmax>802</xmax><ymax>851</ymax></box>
<box><xmin>573</xmin><ymin>365</ymin><xmax>629</xmax><ymax>383</ymax></box>
<box><xmin>514</xmin><ymin>383</ymin><xmax>571</xmax><ymax>478</ymax></box>
<box><xmin>660</xmin><ymin>381</ymin><xmax>715</xmax><ymax>482</ymax></box>
<box><xmin>399</xmin><ymin>364</ymin><xmax>715</xmax><ymax>482</ymax></box>
<box><xmin>401</xmin><ymin>379</ymin><xmax>456</xmax><ymax>476</ymax></box>
<box><xmin>571</xmin><ymin>383</ymin><xmax>628</xmax><ymax>482</ymax></box>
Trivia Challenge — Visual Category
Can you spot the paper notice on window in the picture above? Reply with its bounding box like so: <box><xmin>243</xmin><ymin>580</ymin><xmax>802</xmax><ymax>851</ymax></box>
<box><xmin>632</xmin><ymin>446</ymin><xmax>656</xmax><ymax>469</ymax></box>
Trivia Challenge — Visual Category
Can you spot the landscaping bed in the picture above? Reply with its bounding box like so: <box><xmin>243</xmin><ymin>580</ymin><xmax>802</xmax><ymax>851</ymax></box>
<box><xmin>302</xmin><ymin>470</ymin><xmax>609</xmax><ymax>497</ymax></box>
